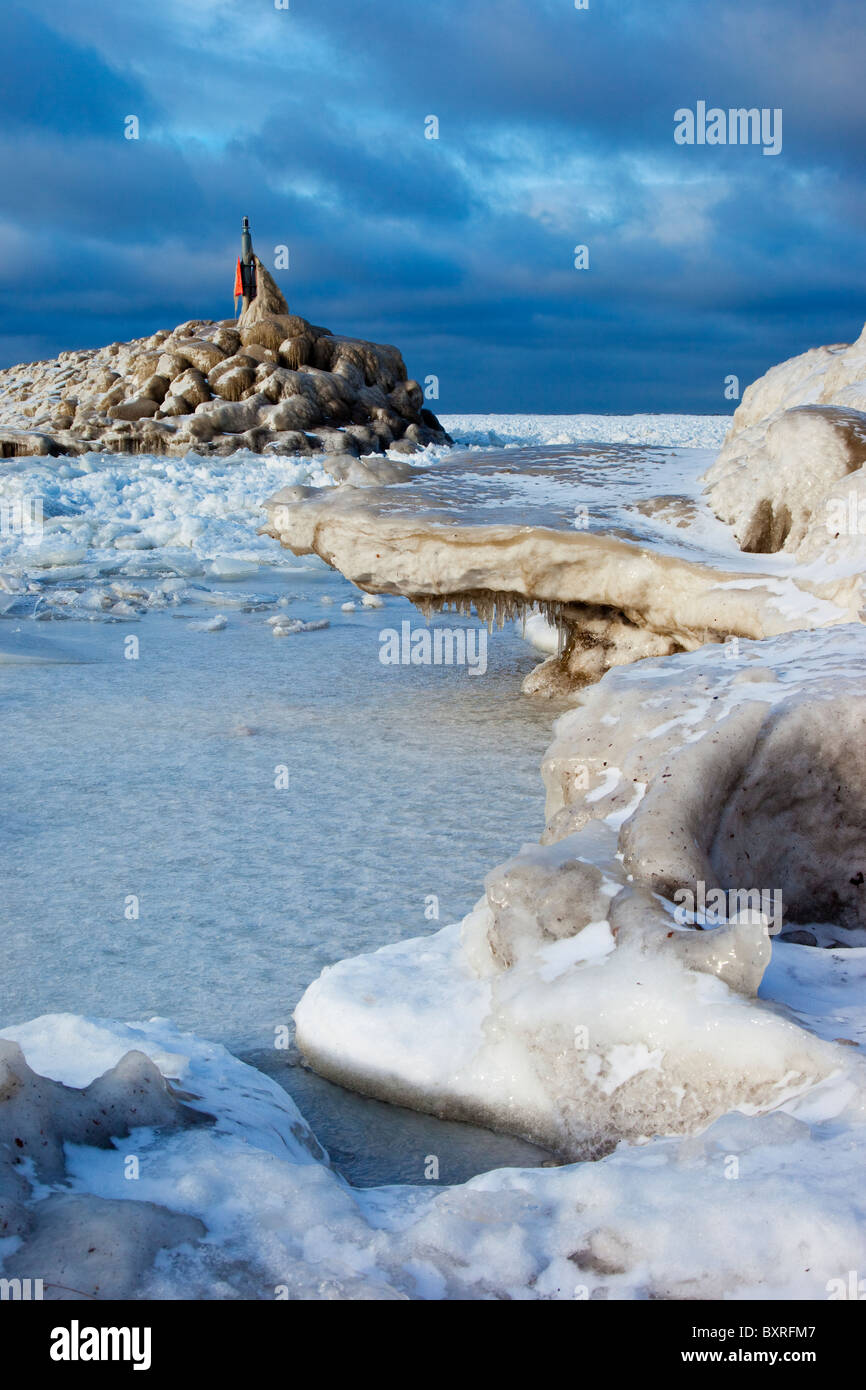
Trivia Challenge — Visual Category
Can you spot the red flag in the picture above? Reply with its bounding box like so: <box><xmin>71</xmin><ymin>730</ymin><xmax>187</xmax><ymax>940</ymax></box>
<box><xmin>234</xmin><ymin>257</ymin><xmax>244</xmax><ymax>298</ymax></box>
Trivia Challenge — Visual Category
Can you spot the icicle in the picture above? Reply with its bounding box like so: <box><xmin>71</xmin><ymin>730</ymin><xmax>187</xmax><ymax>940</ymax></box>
<box><xmin>405</xmin><ymin>589</ymin><xmax>577</xmax><ymax>655</ymax></box>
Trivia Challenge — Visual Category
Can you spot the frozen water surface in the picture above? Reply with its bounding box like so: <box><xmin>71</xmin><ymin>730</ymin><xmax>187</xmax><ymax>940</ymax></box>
<box><xmin>0</xmin><ymin>419</ymin><xmax>730</xmax><ymax>1185</ymax></box>
<box><xmin>0</xmin><ymin>559</ymin><xmax>558</xmax><ymax>1182</ymax></box>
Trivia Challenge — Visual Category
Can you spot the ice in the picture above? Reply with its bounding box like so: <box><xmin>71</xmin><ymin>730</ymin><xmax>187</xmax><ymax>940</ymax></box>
<box><xmin>522</xmin><ymin>612</ymin><xmax>561</xmax><ymax>655</ymax></box>
<box><xmin>187</xmin><ymin>615</ymin><xmax>227</xmax><ymax>632</ymax></box>
<box><xmin>704</xmin><ymin>324</ymin><xmax>866</xmax><ymax>593</ymax></box>
<box><xmin>440</xmin><ymin>413</ymin><xmax>730</xmax><ymax>450</ymax></box>
<box><xmin>1</xmin><ymin>1011</ymin><xmax>864</xmax><ymax>1299</ymax></box>
<box><xmin>295</xmin><ymin>626</ymin><xmax>866</xmax><ymax>1157</ymax></box>
<box><xmin>0</xmin><ymin>449</ymin><xmax>334</xmax><ymax>626</ymax></box>
<box><xmin>208</xmin><ymin>556</ymin><xmax>261</xmax><ymax>581</ymax></box>
<box><xmin>0</xmin><ymin>587</ymin><xmax>555</xmax><ymax>1175</ymax></box>
<box><xmin>6</xmin><ymin>405</ymin><xmax>866</xmax><ymax>1299</ymax></box>
<box><xmin>264</xmin><ymin>440</ymin><xmax>860</xmax><ymax>696</ymax></box>
<box><xmin>269</xmin><ymin>617</ymin><xmax>330</xmax><ymax>636</ymax></box>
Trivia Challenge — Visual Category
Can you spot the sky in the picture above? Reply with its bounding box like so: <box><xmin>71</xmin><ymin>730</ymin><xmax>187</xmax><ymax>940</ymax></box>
<box><xmin>2</xmin><ymin>0</ymin><xmax>865</xmax><ymax>413</ymax></box>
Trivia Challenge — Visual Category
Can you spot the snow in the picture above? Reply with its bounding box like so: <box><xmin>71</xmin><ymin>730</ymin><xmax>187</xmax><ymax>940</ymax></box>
<box><xmin>5</xmin><ymin>400</ymin><xmax>866</xmax><ymax>1299</ymax></box>
<box><xmin>296</xmin><ymin>626</ymin><xmax>866</xmax><ymax>1163</ymax></box>
<box><xmin>1</xmin><ymin>1008</ymin><xmax>865</xmax><ymax>1299</ymax></box>
<box><xmin>0</xmin><ymin>448</ymin><xmax>334</xmax><ymax>623</ymax></box>
<box><xmin>441</xmin><ymin>413</ymin><xmax>730</xmax><ymax>450</ymax></box>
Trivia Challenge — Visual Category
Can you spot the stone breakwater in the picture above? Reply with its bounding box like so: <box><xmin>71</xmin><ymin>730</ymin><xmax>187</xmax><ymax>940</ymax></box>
<box><xmin>0</xmin><ymin>259</ymin><xmax>451</xmax><ymax>461</ymax></box>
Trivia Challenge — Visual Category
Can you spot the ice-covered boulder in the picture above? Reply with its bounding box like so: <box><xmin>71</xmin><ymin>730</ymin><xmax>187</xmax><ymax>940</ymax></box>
<box><xmin>295</xmin><ymin>626</ymin><xmax>866</xmax><ymax>1158</ymax></box>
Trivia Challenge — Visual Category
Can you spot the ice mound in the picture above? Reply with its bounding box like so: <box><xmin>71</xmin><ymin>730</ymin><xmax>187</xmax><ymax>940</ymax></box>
<box><xmin>705</xmin><ymin>324</ymin><xmax>866</xmax><ymax>572</ymax></box>
<box><xmin>295</xmin><ymin>627</ymin><xmax>866</xmax><ymax>1158</ymax></box>
<box><xmin>0</xmin><ymin>1034</ymin><xmax>207</xmax><ymax>1297</ymax></box>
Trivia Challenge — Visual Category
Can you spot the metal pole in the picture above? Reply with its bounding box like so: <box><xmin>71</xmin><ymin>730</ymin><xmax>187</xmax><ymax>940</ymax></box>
<box><xmin>240</xmin><ymin>216</ymin><xmax>256</xmax><ymax>313</ymax></box>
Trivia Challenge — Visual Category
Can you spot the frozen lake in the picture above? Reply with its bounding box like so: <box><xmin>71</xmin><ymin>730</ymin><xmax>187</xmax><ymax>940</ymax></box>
<box><xmin>0</xmin><ymin>422</ymin><xmax>727</xmax><ymax>1185</ymax></box>
<box><xmin>1</xmin><ymin>558</ymin><xmax>560</xmax><ymax>1181</ymax></box>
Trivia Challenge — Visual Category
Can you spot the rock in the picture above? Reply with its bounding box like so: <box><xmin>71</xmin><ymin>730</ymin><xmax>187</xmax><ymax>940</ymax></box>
<box><xmin>237</xmin><ymin>341</ymin><xmax>278</xmax><ymax>364</ymax></box>
<box><xmin>389</xmin><ymin>380</ymin><xmax>423</xmax><ymax>418</ymax></box>
<box><xmin>258</xmin><ymin>396</ymin><xmax>320</xmax><ymax>432</ymax></box>
<box><xmin>422</xmin><ymin>407</ymin><xmax>447</xmax><ymax>434</ymax></box>
<box><xmin>185</xmin><ymin>415</ymin><xmax>216</xmax><ymax>444</ymax></box>
<box><xmin>279</xmin><ymin>334</ymin><xmax>316</xmax><ymax>369</ymax></box>
<box><xmin>256</xmin><ymin>365</ymin><xmax>295</xmax><ymax>403</ymax></box>
<box><xmin>130</xmin><ymin>352</ymin><xmax>163</xmax><ymax>387</ymax></box>
<box><xmin>158</xmin><ymin>396</ymin><xmax>190</xmax><ymax>418</ymax></box>
<box><xmin>138</xmin><ymin>373</ymin><xmax>170</xmax><ymax>404</ymax></box>
<box><xmin>156</xmin><ymin>351</ymin><xmax>191</xmax><ymax>382</ymax></box>
<box><xmin>316</xmin><ymin>428</ymin><xmax>361</xmax><ymax>457</ymax></box>
<box><xmin>170</xmin><ymin>367</ymin><xmax>211</xmax><ymax>407</ymax></box>
<box><xmin>343</xmin><ymin>424</ymin><xmax>382</xmax><ymax>454</ymax></box>
<box><xmin>0</xmin><ymin>268</ymin><xmax>453</xmax><ymax>460</ymax></box>
<box><xmin>208</xmin><ymin>352</ymin><xmax>258</xmax><ymax>381</ymax></box>
<box><xmin>212</xmin><ymin>325</ymin><xmax>241</xmax><ymax>355</ymax></box>
<box><xmin>779</xmin><ymin>929</ymin><xmax>818</xmax><ymax>946</ymax></box>
<box><xmin>170</xmin><ymin>338</ymin><xmax>225</xmax><ymax>375</ymax></box>
<box><xmin>262</xmin><ymin>431</ymin><xmax>314</xmax><ymax>455</ymax></box>
<box><xmin>100</xmin><ymin>382</ymin><xmax>126</xmax><ymax>409</ymax></box>
<box><xmin>195</xmin><ymin>392</ymin><xmax>269</xmax><ymax>434</ymax></box>
<box><xmin>108</xmin><ymin>397</ymin><xmax>160</xmax><ymax>422</ymax></box>
<box><xmin>0</xmin><ymin>428</ymin><xmax>76</xmax><ymax>457</ymax></box>
<box><xmin>209</xmin><ymin>365</ymin><xmax>257</xmax><ymax>401</ymax></box>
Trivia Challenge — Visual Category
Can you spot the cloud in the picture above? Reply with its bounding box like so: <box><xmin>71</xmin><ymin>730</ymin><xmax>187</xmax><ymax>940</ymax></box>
<box><xmin>1</xmin><ymin>0</ymin><xmax>864</xmax><ymax>411</ymax></box>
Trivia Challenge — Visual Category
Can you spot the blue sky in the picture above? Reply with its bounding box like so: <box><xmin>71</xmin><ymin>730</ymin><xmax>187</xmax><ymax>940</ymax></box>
<box><xmin>2</xmin><ymin>0</ymin><xmax>864</xmax><ymax>412</ymax></box>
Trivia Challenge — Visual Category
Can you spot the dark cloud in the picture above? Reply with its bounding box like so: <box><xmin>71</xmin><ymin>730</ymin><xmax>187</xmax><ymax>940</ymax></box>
<box><xmin>1</xmin><ymin>0</ymin><xmax>864</xmax><ymax>412</ymax></box>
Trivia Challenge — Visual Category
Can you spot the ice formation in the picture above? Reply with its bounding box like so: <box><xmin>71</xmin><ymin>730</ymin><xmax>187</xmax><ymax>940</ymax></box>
<box><xmin>704</xmin><ymin>327</ymin><xmax>866</xmax><ymax>563</ymax></box>
<box><xmin>295</xmin><ymin>627</ymin><xmax>866</xmax><ymax>1156</ymax></box>
<box><xmin>2</xmin><ymin>1012</ymin><xmax>865</xmax><ymax>1300</ymax></box>
<box><xmin>0</xmin><ymin>259</ymin><xmax>450</xmax><ymax>461</ymax></box>
<box><xmin>0</xmin><ymin>1037</ymin><xmax>207</xmax><ymax>1298</ymax></box>
<box><xmin>5</xmin><ymin>319</ymin><xmax>866</xmax><ymax>1297</ymax></box>
<box><xmin>263</xmin><ymin>459</ymin><xmax>859</xmax><ymax>695</ymax></box>
<box><xmin>262</xmin><ymin>327</ymin><xmax>866</xmax><ymax>694</ymax></box>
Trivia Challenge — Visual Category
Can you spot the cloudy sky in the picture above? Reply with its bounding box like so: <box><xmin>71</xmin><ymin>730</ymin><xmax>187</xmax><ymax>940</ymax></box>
<box><xmin>3</xmin><ymin>0</ymin><xmax>864</xmax><ymax>412</ymax></box>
